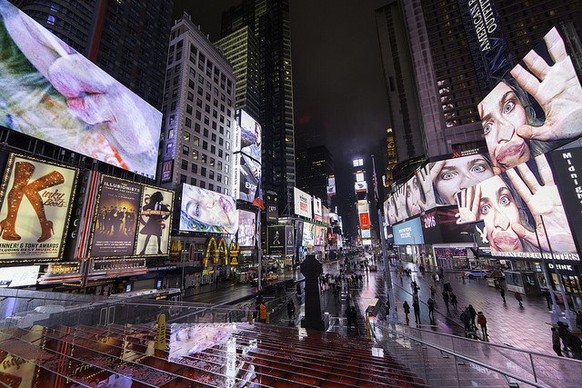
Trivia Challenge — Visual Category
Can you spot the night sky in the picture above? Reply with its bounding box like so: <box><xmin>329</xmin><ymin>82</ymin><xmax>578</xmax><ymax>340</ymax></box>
<box><xmin>172</xmin><ymin>1</ymin><xmax>391</xmax><ymax>238</ymax></box>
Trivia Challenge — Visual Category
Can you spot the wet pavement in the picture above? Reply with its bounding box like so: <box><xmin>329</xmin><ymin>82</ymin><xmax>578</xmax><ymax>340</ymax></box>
<box><xmin>182</xmin><ymin>255</ymin><xmax>579</xmax><ymax>356</ymax></box>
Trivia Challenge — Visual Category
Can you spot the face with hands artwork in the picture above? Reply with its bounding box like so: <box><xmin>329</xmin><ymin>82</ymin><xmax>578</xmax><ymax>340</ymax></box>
<box><xmin>431</xmin><ymin>155</ymin><xmax>495</xmax><ymax>205</ymax></box>
<box><xmin>479</xmin><ymin>27</ymin><xmax>582</xmax><ymax>173</ymax></box>
<box><xmin>405</xmin><ymin>177</ymin><xmax>422</xmax><ymax>217</ymax></box>
<box><xmin>456</xmin><ymin>155</ymin><xmax>576</xmax><ymax>254</ymax></box>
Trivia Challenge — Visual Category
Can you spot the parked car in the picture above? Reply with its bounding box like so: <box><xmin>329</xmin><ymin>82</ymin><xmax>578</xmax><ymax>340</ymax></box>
<box><xmin>467</xmin><ymin>269</ymin><xmax>490</xmax><ymax>279</ymax></box>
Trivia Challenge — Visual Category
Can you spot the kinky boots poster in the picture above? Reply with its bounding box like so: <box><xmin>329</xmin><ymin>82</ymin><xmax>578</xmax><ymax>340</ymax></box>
<box><xmin>89</xmin><ymin>176</ymin><xmax>141</xmax><ymax>257</ymax></box>
<box><xmin>0</xmin><ymin>155</ymin><xmax>77</xmax><ymax>261</ymax></box>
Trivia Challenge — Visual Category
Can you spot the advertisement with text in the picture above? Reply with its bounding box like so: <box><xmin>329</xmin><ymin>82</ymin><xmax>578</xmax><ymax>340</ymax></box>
<box><xmin>0</xmin><ymin>155</ymin><xmax>77</xmax><ymax>261</ymax></box>
<box><xmin>135</xmin><ymin>186</ymin><xmax>174</xmax><ymax>256</ymax></box>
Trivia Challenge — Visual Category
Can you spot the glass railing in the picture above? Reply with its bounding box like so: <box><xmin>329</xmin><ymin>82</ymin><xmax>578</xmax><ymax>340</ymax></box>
<box><xmin>371</xmin><ymin>318</ymin><xmax>581</xmax><ymax>387</ymax></box>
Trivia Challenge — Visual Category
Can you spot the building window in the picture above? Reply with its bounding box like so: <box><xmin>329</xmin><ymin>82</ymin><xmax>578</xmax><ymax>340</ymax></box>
<box><xmin>201</xmin><ymin>154</ymin><xmax>207</xmax><ymax>164</ymax></box>
<box><xmin>210</xmin><ymin>158</ymin><xmax>215</xmax><ymax>167</ymax></box>
<box><xmin>199</xmin><ymin>181</ymin><xmax>206</xmax><ymax>188</ymax></box>
<box><xmin>201</xmin><ymin>167</ymin><xmax>207</xmax><ymax>176</ymax></box>
<box><xmin>185</xmin><ymin>118</ymin><xmax>192</xmax><ymax>128</ymax></box>
<box><xmin>184</xmin><ymin>132</ymin><xmax>190</xmax><ymax>142</ymax></box>
<box><xmin>208</xmin><ymin>183</ymin><xmax>214</xmax><ymax>191</ymax></box>
<box><xmin>180</xmin><ymin>174</ymin><xmax>187</xmax><ymax>183</ymax></box>
<box><xmin>181</xmin><ymin>159</ymin><xmax>188</xmax><ymax>170</ymax></box>
<box><xmin>192</xmin><ymin>150</ymin><xmax>198</xmax><ymax>160</ymax></box>
<box><xmin>190</xmin><ymin>177</ymin><xmax>197</xmax><ymax>186</ymax></box>
<box><xmin>191</xmin><ymin>163</ymin><xmax>198</xmax><ymax>173</ymax></box>
<box><xmin>182</xmin><ymin>145</ymin><xmax>189</xmax><ymax>155</ymax></box>
<box><xmin>193</xmin><ymin>136</ymin><xmax>200</xmax><ymax>146</ymax></box>
<box><xmin>209</xmin><ymin>170</ymin><xmax>214</xmax><ymax>179</ymax></box>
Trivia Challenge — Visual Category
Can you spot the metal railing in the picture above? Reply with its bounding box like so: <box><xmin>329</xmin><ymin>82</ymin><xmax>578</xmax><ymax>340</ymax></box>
<box><xmin>371</xmin><ymin>319</ymin><xmax>582</xmax><ymax>387</ymax></box>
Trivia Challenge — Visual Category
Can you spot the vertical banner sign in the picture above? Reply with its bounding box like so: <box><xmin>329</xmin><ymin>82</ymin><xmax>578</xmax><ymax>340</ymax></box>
<box><xmin>268</xmin><ymin>226</ymin><xmax>286</xmax><ymax>254</ymax></box>
<box><xmin>458</xmin><ymin>0</ymin><xmax>512</xmax><ymax>93</ymax></box>
<box><xmin>135</xmin><ymin>186</ymin><xmax>174</xmax><ymax>256</ymax></box>
<box><xmin>0</xmin><ymin>155</ymin><xmax>77</xmax><ymax>261</ymax></box>
<box><xmin>90</xmin><ymin>176</ymin><xmax>141</xmax><ymax>257</ymax></box>
<box><xmin>548</xmin><ymin>147</ymin><xmax>582</xmax><ymax>254</ymax></box>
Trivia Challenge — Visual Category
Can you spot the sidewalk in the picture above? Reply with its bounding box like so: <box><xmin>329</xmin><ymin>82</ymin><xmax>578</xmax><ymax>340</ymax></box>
<box><xmin>393</xmin><ymin>262</ymin><xmax>572</xmax><ymax>354</ymax></box>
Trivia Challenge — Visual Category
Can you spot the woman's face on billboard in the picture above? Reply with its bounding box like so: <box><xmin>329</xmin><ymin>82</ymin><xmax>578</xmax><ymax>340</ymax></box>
<box><xmin>479</xmin><ymin>82</ymin><xmax>531</xmax><ymax>171</ymax></box>
<box><xmin>478</xmin><ymin>176</ymin><xmax>523</xmax><ymax>252</ymax></box>
<box><xmin>433</xmin><ymin>155</ymin><xmax>494</xmax><ymax>204</ymax></box>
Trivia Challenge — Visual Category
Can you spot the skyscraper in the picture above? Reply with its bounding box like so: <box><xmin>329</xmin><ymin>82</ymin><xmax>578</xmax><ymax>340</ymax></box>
<box><xmin>377</xmin><ymin>0</ymin><xmax>582</xmax><ymax>162</ymax></box>
<box><xmin>13</xmin><ymin>0</ymin><xmax>174</xmax><ymax>109</ymax></box>
<box><xmin>296</xmin><ymin>145</ymin><xmax>335</xmax><ymax>210</ymax></box>
<box><xmin>159</xmin><ymin>14</ymin><xmax>236</xmax><ymax>196</ymax></box>
<box><xmin>219</xmin><ymin>0</ymin><xmax>296</xmax><ymax>217</ymax></box>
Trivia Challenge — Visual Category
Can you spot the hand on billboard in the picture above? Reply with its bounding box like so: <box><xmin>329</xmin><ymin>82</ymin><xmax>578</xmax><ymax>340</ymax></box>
<box><xmin>416</xmin><ymin>165</ymin><xmax>435</xmax><ymax>210</ymax></box>
<box><xmin>506</xmin><ymin>156</ymin><xmax>575</xmax><ymax>252</ymax></box>
<box><xmin>511</xmin><ymin>27</ymin><xmax>582</xmax><ymax>142</ymax></box>
<box><xmin>455</xmin><ymin>186</ymin><xmax>480</xmax><ymax>224</ymax></box>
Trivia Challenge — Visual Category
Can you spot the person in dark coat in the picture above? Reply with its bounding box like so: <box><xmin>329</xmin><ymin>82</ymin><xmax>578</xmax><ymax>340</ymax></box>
<box><xmin>403</xmin><ymin>300</ymin><xmax>410</xmax><ymax>325</ymax></box>
<box><xmin>468</xmin><ymin>304</ymin><xmax>477</xmax><ymax>329</ymax></box>
<box><xmin>412</xmin><ymin>296</ymin><xmax>421</xmax><ymax>325</ymax></box>
<box><xmin>287</xmin><ymin>299</ymin><xmax>296</xmax><ymax>321</ymax></box>
<box><xmin>551</xmin><ymin>327</ymin><xmax>563</xmax><ymax>357</ymax></box>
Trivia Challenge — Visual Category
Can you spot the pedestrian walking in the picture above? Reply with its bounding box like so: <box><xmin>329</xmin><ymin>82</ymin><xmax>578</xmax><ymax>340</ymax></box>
<box><xmin>477</xmin><ymin>311</ymin><xmax>488</xmax><ymax>340</ymax></box>
<box><xmin>287</xmin><ymin>299</ymin><xmax>296</xmax><ymax>321</ymax></box>
<box><xmin>427</xmin><ymin>297</ymin><xmax>436</xmax><ymax>324</ymax></box>
<box><xmin>568</xmin><ymin>333</ymin><xmax>582</xmax><ymax>360</ymax></box>
<box><xmin>442</xmin><ymin>290</ymin><xmax>450</xmax><ymax>311</ymax></box>
<box><xmin>412</xmin><ymin>298</ymin><xmax>421</xmax><ymax>325</ymax></box>
<box><xmin>543</xmin><ymin>289</ymin><xmax>552</xmax><ymax>310</ymax></box>
<box><xmin>460</xmin><ymin>308</ymin><xmax>474</xmax><ymax>337</ymax></box>
<box><xmin>551</xmin><ymin>327</ymin><xmax>563</xmax><ymax>357</ymax></box>
<box><xmin>514</xmin><ymin>291</ymin><xmax>523</xmax><ymax>307</ymax></box>
<box><xmin>258</xmin><ymin>301</ymin><xmax>268</xmax><ymax>323</ymax></box>
<box><xmin>499</xmin><ymin>287</ymin><xmax>506</xmax><ymax>304</ymax></box>
<box><xmin>450</xmin><ymin>292</ymin><xmax>458</xmax><ymax>309</ymax></box>
<box><xmin>403</xmin><ymin>300</ymin><xmax>410</xmax><ymax>325</ymax></box>
<box><xmin>430</xmin><ymin>285</ymin><xmax>436</xmax><ymax>298</ymax></box>
<box><xmin>460</xmin><ymin>270</ymin><xmax>466</xmax><ymax>284</ymax></box>
<box><xmin>468</xmin><ymin>304</ymin><xmax>477</xmax><ymax>329</ymax></box>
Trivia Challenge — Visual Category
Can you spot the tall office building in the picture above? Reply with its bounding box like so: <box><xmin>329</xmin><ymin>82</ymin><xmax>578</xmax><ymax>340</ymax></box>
<box><xmin>159</xmin><ymin>14</ymin><xmax>236</xmax><ymax>196</ymax></box>
<box><xmin>377</xmin><ymin>0</ymin><xmax>582</xmax><ymax>161</ymax></box>
<box><xmin>215</xmin><ymin>26</ymin><xmax>261</xmax><ymax>121</ymax></box>
<box><xmin>219</xmin><ymin>0</ymin><xmax>296</xmax><ymax>217</ymax></box>
<box><xmin>296</xmin><ymin>145</ymin><xmax>335</xmax><ymax>210</ymax></box>
<box><xmin>375</xmin><ymin>1</ymin><xmax>426</xmax><ymax>162</ymax></box>
<box><xmin>12</xmin><ymin>0</ymin><xmax>174</xmax><ymax>109</ymax></box>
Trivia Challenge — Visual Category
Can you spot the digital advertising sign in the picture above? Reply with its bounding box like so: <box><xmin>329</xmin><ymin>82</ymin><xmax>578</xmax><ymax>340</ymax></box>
<box><xmin>135</xmin><ymin>186</ymin><xmax>174</xmax><ymax>256</ymax></box>
<box><xmin>179</xmin><ymin>184</ymin><xmax>237</xmax><ymax>234</ymax></box>
<box><xmin>0</xmin><ymin>2</ymin><xmax>162</xmax><ymax>177</ymax></box>
<box><xmin>393</xmin><ymin>218</ymin><xmax>424</xmax><ymax>246</ymax></box>
<box><xmin>302</xmin><ymin>222</ymin><xmax>315</xmax><ymax>247</ymax></box>
<box><xmin>237</xmin><ymin>209</ymin><xmax>256</xmax><ymax>247</ymax></box>
<box><xmin>268</xmin><ymin>225</ymin><xmax>286</xmax><ymax>254</ymax></box>
<box><xmin>478</xmin><ymin>26</ymin><xmax>582</xmax><ymax>174</ymax></box>
<box><xmin>232</xmin><ymin>110</ymin><xmax>262</xmax><ymax>204</ymax></box>
<box><xmin>313</xmin><ymin>196</ymin><xmax>322</xmax><ymax>221</ymax></box>
<box><xmin>89</xmin><ymin>176</ymin><xmax>141</xmax><ymax>257</ymax></box>
<box><xmin>0</xmin><ymin>154</ymin><xmax>77</xmax><ymax>261</ymax></box>
<box><xmin>455</xmin><ymin>153</ymin><xmax>579</xmax><ymax>261</ymax></box>
<box><xmin>293</xmin><ymin>187</ymin><xmax>312</xmax><ymax>219</ymax></box>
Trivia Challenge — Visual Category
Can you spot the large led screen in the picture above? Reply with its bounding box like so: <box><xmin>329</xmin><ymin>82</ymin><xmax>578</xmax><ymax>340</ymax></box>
<box><xmin>384</xmin><ymin>152</ymin><xmax>494</xmax><ymax>225</ymax></box>
<box><xmin>313</xmin><ymin>197</ymin><xmax>322</xmax><ymax>221</ymax></box>
<box><xmin>232</xmin><ymin>110</ymin><xmax>262</xmax><ymax>203</ymax></box>
<box><xmin>478</xmin><ymin>26</ymin><xmax>582</xmax><ymax>174</ymax></box>
<box><xmin>393</xmin><ymin>218</ymin><xmax>424</xmax><ymax>245</ymax></box>
<box><xmin>314</xmin><ymin>225</ymin><xmax>326</xmax><ymax>246</ymax></box>
<box><xmin>302</xmin><ymin>222</ymin><xmax>315</xmax><ymax>247</ymax></box>
<box><xmin>180</xmin><ymin>184</ymin><xmax>237</xmax><ymax>234</ymax></box>
<box><xmin>135</xmin><ymin>186</ymin><xmax>174</xmax><ymax>256</ymax></box>
<box><xmin>455</xmin><ymin>153</ymin><xmax>579</xmax><ymax>261</ymax></box>
<box><xmin>293</xmin><ymin>187</ymin><xmax>312</xmax><ymax>219</ymax></box>
<box><xmin>0</xmin><ymin>2</ymin><xmax>162</xmax><ymax>177</ymax></box>
<box><xmin>0</xmin><ymin>154</ymin><xmax>77</xmax><ymax>261</ymax></box>
<box><xmin>89</xmin><ymin>176</ymin><xmax>141</xmax><ymax>257</ymax></box>
<box><xmin>237</xmin><ymin>209</ymin><xmax>256</xmax><ymax>247</ymax></box>
<box><xmin>268</xmin><ymin>225</ymin><xmax>285</xmax><ymax>254</ymax></box>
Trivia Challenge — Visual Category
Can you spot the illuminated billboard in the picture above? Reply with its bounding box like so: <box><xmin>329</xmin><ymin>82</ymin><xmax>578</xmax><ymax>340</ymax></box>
<box><xmin>237</xmin><ymin>210</ymin><xmax>256</xmax><ymax>247</ymax></box>
<box><xmin>359</xmin><ymin>212</ymin><xmax>370</xmax><ymax>230</ymax></box>
<box><xmin>314</xmin><ymin>225</ymin><xmax>326</xmax><ymax>246</ymax></box>
<box><xmin>455</xmin><ymin>153</ymin><xmax>579</xmax><ymax>261</ymax></box>
<box><xmin>0</xmin><ymin>154</ymin><xmax>77</xmax><ymax>261</ymax></box>
<box><xmin>89</xmin><ymin>176</ymin><xmax>141</xmax><ymax>257</ymax></box>
<box><xmin>327</xmin><ymin>175</ymin><xmax>336</xmax><ymax>196</ymax></box>
<box><xmin>268</xmin><ymin>225</ymin><xmax>285</xmax><ymax>254</ymax></box>
<box><xmin>232</xmin><ymin>111</ymin><xmax>262</xmax><ymax>203</ymax></box>
<box><xmin>478</xmin><ymin>26</ymin><xmax>582</xmax><ymax>174</ymax></box>
<box><xmin>0</xmin><ymin>2</ymin><xmax>162</xmax><ymax>177</ymax></box>
<box><xmin>293</xmin><ymin>187</ymin><xmax>312</xmax><ymax>218</ymax></box>
<box><xmin>135</xmin><ymin>186</ymin><xmax>174</xmax><ymax>256</ymax></box>
<box><xmin>393</xmin><ymin>218</ymin><xmax>424</xmax><ymax>245</ymax></box>
<box><xmin>357</xmin><ymin>200</ymin><xmax>369</xmax><ymax>214</ymax></box>
<box><xmin>313</xmin><ymin>196</ymin><xmax>322</xmax><ymax>221</ymax></box>
<box><xmin>302</xmin><ymin>222</ymin><xmax>315</xmax><ymax>247</ymax></box>
<box><xmin>179</xmin><ymin>184</ymin><xmax>237</xmax><ymax>234</ymax></box>
<box><xmin>384</xmin><ymin>152</ymin><xmax>493</xmax><ymax>224</ymax></box>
